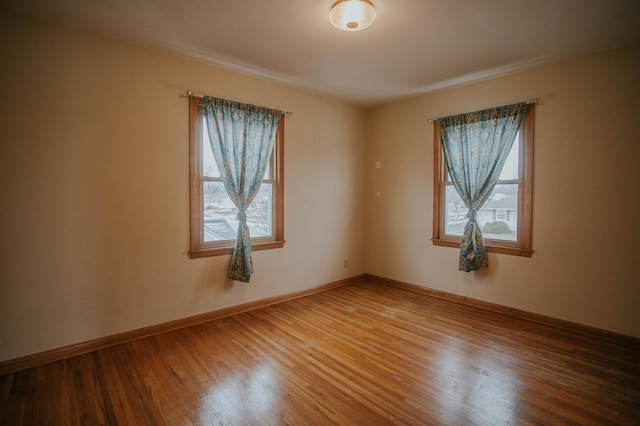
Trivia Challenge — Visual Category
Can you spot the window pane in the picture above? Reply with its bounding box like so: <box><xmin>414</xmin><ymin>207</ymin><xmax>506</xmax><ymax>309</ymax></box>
<box><xmin>479</xmin><ymin>184</ymin><xmax>518</xmax><ymax>241</ymax></box>
<box><xmin>263</xmin><ymin>168</ymin><xmax>270</xmax><ymax>180</ymax></box>
<box><xmin>202</xmin><ymin>120</ymin><xmax>272</xmax><ymax>179</ymax></box>
<box><xmin>499</xmin><ymin>132</ymin><xmax>519</xmax><ymax>180</ymax></box>
<box><xmin>263</xmin><ymin>133</ymin><xmax>276</xmax><ymax>180</ymax></box>
<box><xmin>203</xmin><ymin>182</ymin><xmax>273</xmax><ymax>243</ymax></box>
<box><xmin>203</xmin><ymin>182</ymin><xmax>235</xmax><ymax>241</ymax></box>
<box><xmin>444</xmin><ymin>185</ymin><xmax>466</xmax><ymax>236</ymax></box>
<box><xmin>249</xmin><ymin>183</ymin><xmax>273</xmax><ymax>237</ymax></box>
<box><xmin>445</xmin><ymin>184</ymin><xmax>519</xmax><ymax>242</ymax></box>
<box><xmin>202</xmin><ymin>121</ymin><xmax>221</xmax><ymax>178</ymax></box>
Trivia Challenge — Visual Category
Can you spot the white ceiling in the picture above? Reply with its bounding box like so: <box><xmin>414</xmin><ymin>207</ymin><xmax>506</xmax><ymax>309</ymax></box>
<box><xmin>2</xmin><ymin>0</ymin><xmax>640</xmax><ymax>107</ymax></box>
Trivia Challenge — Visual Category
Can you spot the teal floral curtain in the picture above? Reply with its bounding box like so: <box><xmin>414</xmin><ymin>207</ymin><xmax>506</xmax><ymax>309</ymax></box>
<box><xmin>437</xmin><ymin>103</ymin><xmax>529</xmax><ymax>272</ymax></box>
<box><xmin>203</xmin><ymin>97</ymin><xmax>283</xmax><ymax>282</ymax></box>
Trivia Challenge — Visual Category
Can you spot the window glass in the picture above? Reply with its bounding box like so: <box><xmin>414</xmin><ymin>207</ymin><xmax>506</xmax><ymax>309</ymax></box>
<box><xmin>202</xmin><ymin>182</ymin><xmax>273</xmax><ymax>243</ymax></box>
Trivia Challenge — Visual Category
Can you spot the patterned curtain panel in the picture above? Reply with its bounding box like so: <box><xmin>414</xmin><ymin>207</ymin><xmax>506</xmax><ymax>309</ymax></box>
<box><xmin>437</xmin><ymin>103</ymin><xmax>529</xmax><ymax>272</ymax></box>
<box><xmin>204</xmin><ymin>97</ymin><xmax>283</xmax><ymax>282</ymax></box>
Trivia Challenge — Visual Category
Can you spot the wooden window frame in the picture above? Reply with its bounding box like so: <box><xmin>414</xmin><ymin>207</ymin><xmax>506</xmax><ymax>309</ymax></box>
<box><xmin>432</xmin><ymin>108</ymin><xmax>534</xmax><ymax>257</ymax></box>
<box><xmin>188</xmin><ymin>97</ymin><xmax>285</xmax><ymax>259</ymax></box>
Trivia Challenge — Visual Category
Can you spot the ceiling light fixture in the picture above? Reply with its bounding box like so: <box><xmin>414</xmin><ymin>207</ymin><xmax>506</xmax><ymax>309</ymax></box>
<box><xmin>329</xmin><ymin>0</ymin><xmax>376</xmax><ymax>32</ymax></box>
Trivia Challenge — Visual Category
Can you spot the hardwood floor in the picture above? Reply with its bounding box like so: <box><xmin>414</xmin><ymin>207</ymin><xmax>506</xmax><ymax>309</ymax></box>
<box><xmin>1</xmin><ymin>281</ymin><xmax>639</xmax><ymax>425</ymax></box>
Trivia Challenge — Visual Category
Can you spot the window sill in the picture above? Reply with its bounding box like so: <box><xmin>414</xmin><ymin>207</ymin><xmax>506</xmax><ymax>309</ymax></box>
<box><xmin>432</xmin><ymin>238</ymin><xmax>533</xmax><ymax>257</ymax></box>
<box><xmin>189</xmin><ymin>240</ymin><xmax>286</xmax><ymax>259</ymax></box>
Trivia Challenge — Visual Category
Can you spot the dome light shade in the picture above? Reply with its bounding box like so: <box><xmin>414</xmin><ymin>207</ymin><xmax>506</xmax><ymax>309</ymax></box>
<box><xmin>329</xmin><ymin>0</ymin><xmax>376</xmax><ymax>32</ymax></box>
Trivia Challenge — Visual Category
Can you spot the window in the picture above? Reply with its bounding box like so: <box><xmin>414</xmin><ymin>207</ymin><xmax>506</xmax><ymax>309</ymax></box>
<box><xmin>433</xmin><ymin>107</ymin><xmax>534</xmax><ymax>256</ymax></box>
<box><xmin>189</xmin><ymin>97</ymin><xmax>285</xmax><ymax>258</ymax></box>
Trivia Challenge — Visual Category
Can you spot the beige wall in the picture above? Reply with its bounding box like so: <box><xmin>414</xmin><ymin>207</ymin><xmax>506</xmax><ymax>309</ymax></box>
<box><xmin>0</xmin><ymin>12</ymin><xmax>367</xmax><ymax>362</ymax></box>
<box><xmin>366</xmin><ymin>44</ymin><xmax>640</xmax><ymax>338</ymax></box>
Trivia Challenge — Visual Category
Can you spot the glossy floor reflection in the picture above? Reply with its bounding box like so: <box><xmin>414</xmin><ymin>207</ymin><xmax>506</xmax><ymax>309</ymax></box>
<box><xmin>433</xmin><ymin>339</ymin><xmax>520</xmax><ymax>424</ymax></box>
<box><xmin>199</xmin><ymin>363</ymin><xmax>279</xmax><ymax>424</ymax></box>
<box><xmin>2</xmin><ymin>281</ymin><xmax>639</xmax><ymax>424</ymax></box>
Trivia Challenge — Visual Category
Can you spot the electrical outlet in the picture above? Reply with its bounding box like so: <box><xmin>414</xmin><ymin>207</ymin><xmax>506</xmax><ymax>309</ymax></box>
<box><xmin>343</xmin><ymin>259</ymin><xmax>349</xmax><ymax>268</ymax></box>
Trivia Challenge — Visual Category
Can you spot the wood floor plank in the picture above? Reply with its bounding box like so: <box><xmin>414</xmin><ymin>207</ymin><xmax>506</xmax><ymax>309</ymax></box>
<box><xmin>1</xmin><ymin>281</ymin><xmax>639</xmax><ymax>425</ymax></box>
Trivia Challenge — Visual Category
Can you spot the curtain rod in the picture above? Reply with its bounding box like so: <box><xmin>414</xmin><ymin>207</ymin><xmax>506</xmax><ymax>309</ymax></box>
<box><xmin>427</xmin><ymin>99</ymin><xmax>539</xmax><ymax>123</ymax></box>
<box><xmin>184</xmin><ymin>91</ymin><xmax>292</xmax><ymax>117</ymax></box>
